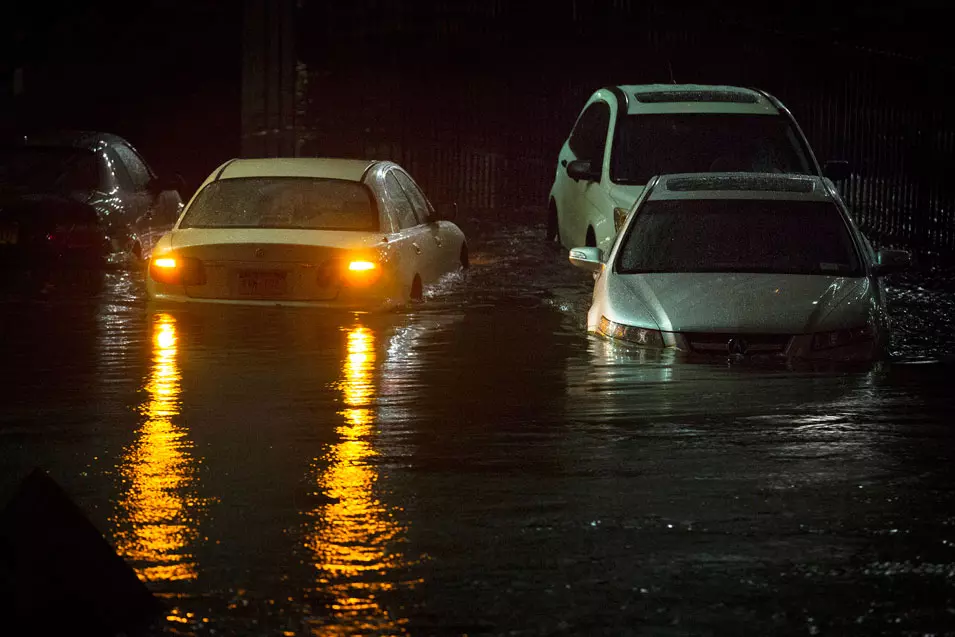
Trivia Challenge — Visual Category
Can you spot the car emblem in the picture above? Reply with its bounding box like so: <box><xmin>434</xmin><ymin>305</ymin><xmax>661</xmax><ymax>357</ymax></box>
<box><xmin>254</xmin><ymin>248</ymin><xmax>265</xmax><ymax>258</ymax></box>
<box><xmin>727</xmin><ymin>337</ymin><xmax>748</xmax><ymax>356</ymax></box>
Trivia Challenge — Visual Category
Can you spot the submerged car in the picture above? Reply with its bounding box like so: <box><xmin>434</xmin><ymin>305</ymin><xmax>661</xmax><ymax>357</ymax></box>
<box><xmin>146</xmin><ymin>157</ymin><xmax>468</xmax><ymax>309</ymax></box>
<box><xmin>568</xmin><ymin>172</ymin><xmax>910</xmax><ymax>363</ymax></box>
<box><xmin>547</xmin><ymin>84</ymin><xmax>850</xmax><ymax>252</ymax></box>
<box><xmin>0</xmin><ymin>131</ymin><xmax>183</xmax><ymax>266</ymax></box>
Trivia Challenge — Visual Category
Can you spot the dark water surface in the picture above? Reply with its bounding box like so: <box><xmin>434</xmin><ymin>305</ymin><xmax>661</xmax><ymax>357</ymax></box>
<box><xmin>2</xmin><ymin>222</ymin><xmax>955</xmax><ymax>636</ymax></box>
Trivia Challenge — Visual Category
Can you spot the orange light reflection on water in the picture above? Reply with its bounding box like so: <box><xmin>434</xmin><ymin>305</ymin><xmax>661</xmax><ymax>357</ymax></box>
<box><xmin>304</xmin><ymin>324</ymin><xmax>410</xmax><ymax>635</ymax></box>
<box><xmin>113</xmin><ymin>312</ymin><xmax>204</xmax><ymax>582</ymax></box>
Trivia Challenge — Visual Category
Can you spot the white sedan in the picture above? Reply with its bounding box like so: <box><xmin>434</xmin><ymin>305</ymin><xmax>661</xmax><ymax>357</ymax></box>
<box><xmin>569</xmin><ymin>172</ymin><xmax>910</xmax><ymax>363</ymax></box>
<box><xmin>146</xmin><ymin>158</ymin><xmax>468</xmax><ymax>309</ymax></box>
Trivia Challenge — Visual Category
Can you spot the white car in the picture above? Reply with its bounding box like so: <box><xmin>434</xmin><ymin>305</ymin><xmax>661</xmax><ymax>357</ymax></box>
<box><xmin>146</xmin><ymin>158</ymin><xmax>468</xmax><ymax>309</ymax></box>
<box><xmin>547</xmin><ymin>84</ymin><xmax>850</xmax><ymax>253</ymax></box>
<box><xmin>568</xmin><ymin>172</ymin><xmax>910</xmax><ymax>363</ymax></box>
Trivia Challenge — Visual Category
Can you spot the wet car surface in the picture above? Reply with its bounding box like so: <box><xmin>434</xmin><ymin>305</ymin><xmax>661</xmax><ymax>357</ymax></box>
<box><xmin>1</xmin><ymin>217</ymin><xmax>954</xmax><ymax>636</ymax></box>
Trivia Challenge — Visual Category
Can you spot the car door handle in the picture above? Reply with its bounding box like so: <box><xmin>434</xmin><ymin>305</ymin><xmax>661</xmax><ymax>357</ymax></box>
<box><xmin>412</xmin><ymin>242</ymin><xmax>422</xmax><ymax>255</ymax></box>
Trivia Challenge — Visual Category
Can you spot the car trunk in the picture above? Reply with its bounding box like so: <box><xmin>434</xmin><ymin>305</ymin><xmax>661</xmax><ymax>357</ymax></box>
<box><xmin>165</xmin><ymin>228</ymin><xmax>388</xmax><ymax>302</ymax></box>
<box><xmin>0</xmin><ymin>193</ymin><xmax>106</xmax><ymax>259</ymax></box>
<box><xmin>175</xmin><ymin>242</ymin><xmax>356</xmax><ymax>301</ymax></box>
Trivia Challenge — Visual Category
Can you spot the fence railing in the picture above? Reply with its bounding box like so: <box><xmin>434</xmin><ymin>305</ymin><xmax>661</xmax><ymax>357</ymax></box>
<box><xmin>293</xmin><ymin>7</ymin><xmax>955</xmax><ymax>260</ymax></box>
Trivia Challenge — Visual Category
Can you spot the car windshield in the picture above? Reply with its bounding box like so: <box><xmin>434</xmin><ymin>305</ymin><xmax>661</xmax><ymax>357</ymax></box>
<box><xmin>0</xmin><ymin>146</ymin><xmax>103</xmax><ymax>193</ymax></box>
<box><xmin>179</xmin><ymin>177</ymin><xmax>379</xmax><ymax>231</ymax></box>
<box><xmin>610</xmin><ymin>114</ymin><xmax>813</xmax><ymax>184</ymax></box>
<box><xmin>616</xmin><ymin>199</ymin><xmax>862</xmax><ymax>276</ymax></box>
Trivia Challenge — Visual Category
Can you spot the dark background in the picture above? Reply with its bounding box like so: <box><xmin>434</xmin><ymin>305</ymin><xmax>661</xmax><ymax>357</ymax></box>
<box><xmin>3</xmin><ymin>0</ymin><xmax>953</xmax><ymax>257</ymax></box>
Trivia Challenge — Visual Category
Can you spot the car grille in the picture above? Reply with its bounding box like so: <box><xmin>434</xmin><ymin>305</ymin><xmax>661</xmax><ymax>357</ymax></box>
<box><xmin>682</xmin><ymin>332</ymin><xmax>793</xmax><ymax>355</ymax></box>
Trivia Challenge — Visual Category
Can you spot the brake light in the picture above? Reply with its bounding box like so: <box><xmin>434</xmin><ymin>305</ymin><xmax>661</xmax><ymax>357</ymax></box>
<box><xmin>149</xmin><ymin>255</ymin><xmax>206</xmax><ymax>285</ymax></box>
<box><xmin>348</xmin><ymin>260</ymin><xmax>376</xmax><ymax>271</ymax></box>
<box><xmin>344</xmin><ymin>260</ymin><xmax>381</xmax><ymax>286</ymax></box>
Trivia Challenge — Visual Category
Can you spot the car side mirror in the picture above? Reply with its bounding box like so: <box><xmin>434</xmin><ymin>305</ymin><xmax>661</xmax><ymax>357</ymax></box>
<box><xmin>824</xmin><ymin>160</ymin><xmax>850</xmax><ymax>181</ymax></box>
<box><xmin>872</xmin><ymin>248</ymin><xmax>911</xmax><ymax>276</ymax></box>
<box><xmin>568</xmin><ymin>246</ymin><xmax>604</xmax><ymax>271</ymax></box>
<box><xmin>432</xmin><ymin>202</ymin><xmax>457</xmax><ymax>221</ymax></box>
<box><xmin>567</xmin><ymin>159</ymin><xmax>600</xmax><ymax>183</ymax></box>
<box><xmin>150</xmin><ymin>173</ymin><xmax>185</xmax><ymax>195</ymax></box>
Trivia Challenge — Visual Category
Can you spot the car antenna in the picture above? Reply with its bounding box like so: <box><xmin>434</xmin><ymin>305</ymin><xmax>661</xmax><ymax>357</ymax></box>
<box><xmin>667</xmin><ymin>60</ymin><xmax>676</xmax><ymax>84</ymax></box>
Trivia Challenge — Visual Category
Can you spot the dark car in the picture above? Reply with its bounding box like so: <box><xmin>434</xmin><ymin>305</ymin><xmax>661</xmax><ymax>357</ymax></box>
<box><xmin>0</xmin><ymin>131</ymin><xmax>183</xmax><ymax>267</ymax></box>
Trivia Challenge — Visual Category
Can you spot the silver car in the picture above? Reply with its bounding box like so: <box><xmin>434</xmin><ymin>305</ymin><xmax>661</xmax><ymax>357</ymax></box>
<box><xmin>569</xmin><ymin>172</ymin><xmax>910</xmax><ymax>363</ymax></box>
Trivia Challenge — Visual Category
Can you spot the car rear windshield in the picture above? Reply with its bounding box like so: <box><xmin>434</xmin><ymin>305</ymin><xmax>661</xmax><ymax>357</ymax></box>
<box><xmin>610</xmin><ymin>114</ymin><xmax>813</xmax><ymax>184</ymax></box>
<box><xmin>616</xmin><ymin>199</ymin><xmax>862</xmax><ymax>276</ymax></box>
<box><xmin>180</xmin><ymin>177</ymin><xmax>379</xmax><ymax>231</ymax></box>
<box><xmin>0</xmin><ymin>146</ymin><xmax>103</xmax><ymax>193</ymax></box>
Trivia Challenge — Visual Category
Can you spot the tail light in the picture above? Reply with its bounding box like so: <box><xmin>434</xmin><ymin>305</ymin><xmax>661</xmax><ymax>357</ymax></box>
<box><xmin>344</xmin><ymin>260</ymin><xmax>381</xmax><ymax>287</ymax></box>
<box><xmin>316</xmin><ymin>258</ymin><xmax>382</xmax><ymax>288</ymax></box>
<box><xmin>47</xmin><ymin>223</ymin><xmax>109</xmax><ymax>249</ymax></box>
<box><xmin>613</xmin><ymin>207</ymin><xmax>629</xmax><ymax>233</ymax></box>
<box><xmin>149</xmin><ymin>255</ymin><xmax>206</xmax><ymax>285</ymax></box>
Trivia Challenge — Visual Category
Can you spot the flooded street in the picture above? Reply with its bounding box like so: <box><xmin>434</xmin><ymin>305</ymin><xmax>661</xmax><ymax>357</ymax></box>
<box><xmin>2</xmin><ymin>220</ymin><xmax>955</xmax><ymax>636</ymax></box>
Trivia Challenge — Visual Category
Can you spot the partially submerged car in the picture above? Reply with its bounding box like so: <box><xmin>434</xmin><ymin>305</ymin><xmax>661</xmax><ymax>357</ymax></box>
<box><xmin>146</xmin><ymin>157</ymin><xmax>467</xmax><ymax>309</ymax></box>
<box><xmin>548</xmin><ymin>84</ymin><xmax>849</xmax><ymax>252</ymax></box>
<box><xmin>0</xmin><ymin>131</ymin><xmax>183</xmax><ymax>266</ymax></box>
<box><xmin>569</xmin><ymin>172</ymin><xmax>909</xmax><ymax>363</ymax></box>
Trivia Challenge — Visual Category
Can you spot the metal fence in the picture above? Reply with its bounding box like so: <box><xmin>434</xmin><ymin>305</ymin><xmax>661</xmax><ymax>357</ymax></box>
<box><xmin>291</xmin><ymin>1</ymin><xmax>955</xmax><ymax>260</ymax></box>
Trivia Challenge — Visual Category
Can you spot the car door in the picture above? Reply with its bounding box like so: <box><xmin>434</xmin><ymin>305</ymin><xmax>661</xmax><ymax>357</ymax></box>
<box><xmin>557</xmin><ymin>100</ymin><xmax>611</xmax><ymax>247</ymax></box>
<box><xmin>392</xmin><ymin>169</ymin><xmax>452</xmax><ymax>276</ymax></box>
<box><xmin>382</xmin><ymin>170</ymin><xmax>433</xmax><ymax>292</ymax></box>
<box><xmin>111</xmin><ymin>142</ymin><xmax>181</xmax><ymax>256</ymax></box>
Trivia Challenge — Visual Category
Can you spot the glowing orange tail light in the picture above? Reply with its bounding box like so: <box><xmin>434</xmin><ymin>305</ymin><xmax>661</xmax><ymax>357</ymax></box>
<box><xmin>343</xmin><ymin>260</ymin><xmax>381</xmax><ymax>286</ymax></box>
<box><xmin>149</xmin><ymin>254</ymin><xmax>206</xmax><ymax>286</ymax></box>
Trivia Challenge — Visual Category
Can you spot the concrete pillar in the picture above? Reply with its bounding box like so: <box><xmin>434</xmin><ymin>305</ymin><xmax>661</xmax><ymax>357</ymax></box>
<box><xmin>242</xmin><ymin>0</ymin><xmax>297</xmax><ymax>158</ymax></box>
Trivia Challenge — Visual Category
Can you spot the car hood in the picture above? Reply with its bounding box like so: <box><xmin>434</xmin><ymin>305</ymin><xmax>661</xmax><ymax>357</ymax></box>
<box><xmin>606</xmin><ymin>272</ymin><xmax>873</xmax><ymax>333</ymax></box>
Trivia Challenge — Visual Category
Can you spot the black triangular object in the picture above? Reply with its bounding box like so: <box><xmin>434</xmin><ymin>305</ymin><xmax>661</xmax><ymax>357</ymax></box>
<box><xmin>0</xmin><ymin>468</ymin><xmax>162</xmax><ymax>635</ymax></box>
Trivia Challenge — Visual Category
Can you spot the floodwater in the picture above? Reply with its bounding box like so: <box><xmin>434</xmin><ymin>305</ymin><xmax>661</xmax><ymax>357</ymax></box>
<box><xmin>1</xmin><ymin>220</ymin><xmax>955</xmax><ymax>636</ymax></box>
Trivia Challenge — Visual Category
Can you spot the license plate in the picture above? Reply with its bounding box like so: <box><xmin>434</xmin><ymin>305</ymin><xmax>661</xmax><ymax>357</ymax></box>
<box><xmin>237</xmin><ymin>270</ymin><xmax>288</xmax><ymax>296</ymax></box>
<box><xmin>0</xmin><ymin>226</ymin><xmax>17</xmax><ymax>245</ymax></box>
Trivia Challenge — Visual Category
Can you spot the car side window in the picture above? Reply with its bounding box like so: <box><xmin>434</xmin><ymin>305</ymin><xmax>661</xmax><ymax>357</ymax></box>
<box><xmin>384</xmin><ymin>172</ymin><xmax>419</xmax><ymax>230</ymax></box>
<box><xmin>567</xmin><ymin>101</ymin><xmax>611</xmax><ymax>164</ymax></box>
<box><xmin>113</xmin><ymin>144</ymin><xmax>153</xmax><ymax>191</ymax></box>
<box><xmin>104</xmin><ymin>148</ymin><xmax>134</xmax><ymax>191</ymax></box>
<box><xmin>393</xmin><ymin>170</ymin><xmax>431</xmax><ymax>224</ymax></box>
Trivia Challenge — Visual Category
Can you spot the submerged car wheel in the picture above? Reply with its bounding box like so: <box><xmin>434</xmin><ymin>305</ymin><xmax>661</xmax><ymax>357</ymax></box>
<box><xmin>545</xmin><ymin>203</ymin><xmax>559</xmax><ymax>242</ymax></box>
<box><xmin>410</xmin><ymin>275</ymin><xmax>423</xmax><ymax>302</ymax></box>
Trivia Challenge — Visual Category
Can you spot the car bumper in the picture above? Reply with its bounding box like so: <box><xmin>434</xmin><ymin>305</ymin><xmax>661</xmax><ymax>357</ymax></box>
<box><xmin>146</xmin><ymin>290</ymin><xmax>401</xmax><ymax>312</ymax></box>
<box><xmin>589</xmin><ymin>329</ymin><xmax>885</xmax><ymax>365</ymax></box>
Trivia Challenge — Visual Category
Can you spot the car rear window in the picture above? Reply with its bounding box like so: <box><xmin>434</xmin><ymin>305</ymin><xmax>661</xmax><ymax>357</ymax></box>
<box><xmin>633</xmin><ymin>90</ymin><xmax>759</xmax><ymax>104</ymax></box>
<box><xmin>616</xmin><ymin>199</ymin><xmax>861</xmax><ymax>276</ymax></box>
<box><xmin>179</xmin><ymin>177</ymin><xmax>379</xmax><ymax>231</ymax></box>
<box><xmin>610</xmin><ymin>113</ymin><xmax>813</xmax><ymax>185</ymax></box>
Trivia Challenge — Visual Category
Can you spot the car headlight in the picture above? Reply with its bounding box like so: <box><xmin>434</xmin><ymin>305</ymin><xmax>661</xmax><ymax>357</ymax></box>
<box><xmin>811</xmin><ymin>325</ymin><xmax>874</xmax><ymax>350</ymax></box>
<box><xmin>598</xmin><ymin>316</ymin><xmax>664</xmax><ymax>347</ymax></box>
<box><xmin>613</xmin><ymin>207</ymin><xmax>629</xmax><ymax>233</ymax></box>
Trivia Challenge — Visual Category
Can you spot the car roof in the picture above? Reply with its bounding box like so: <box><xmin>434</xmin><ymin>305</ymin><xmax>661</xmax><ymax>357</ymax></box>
<box><xmin>213</xmin><ymin>158</ymin><xmax>379</xmax><ymax>182</ymax></box>
<box><xmin>20</xmin><ymin>130</ymin><xmax>130</xmax><ymax>150</ymax></box>
<box><xmin>611</xmin><ymin>84</ymin><xmax>780</xmax><ymax>116</ymax></box>
<box><xmin>647</xmin><ymin>172</ymin><xmax>834</xmax><ymax>202</ymax></box>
